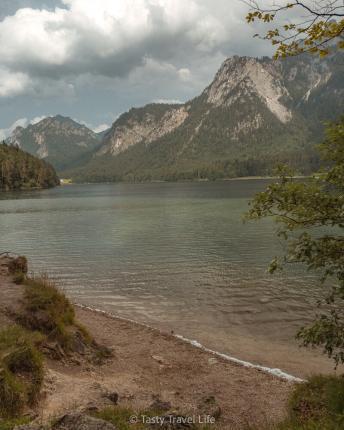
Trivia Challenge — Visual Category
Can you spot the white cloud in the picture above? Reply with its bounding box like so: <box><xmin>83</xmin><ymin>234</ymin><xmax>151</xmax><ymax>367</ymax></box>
<box><xmin>93</xmin><ymin>123</ymin><xmax>110</xmax><ymax>133</ymax></box>
<box><xmin>0</xmin><ymin>0</ymin><xmax>278</xmax><ymax>127</ymax></box>
<box><xmin>30</xmin><ymin>115</ymin><xmax>48</xmax><ymax>125</ymax></box>
<box><xmin>0</xmin><ymin>0</ymin><xmax>230</xmax><ymax>98</ymax></box>
<box><xmin>153</xmin><ymin>98</ymin><xmax>183</xmax><ymax>104</ymax></box>
<box><xmin>0</xmin><ymin>115</ymin><xmax>49</xmax><ymax>140</ymax></box>
<box><xmin>73</xmin><ymin>117</ymin><xmax>110</xmax><ymax>133</ymax></box>
<box><xmin>0</xmin><ymin>67</ymin><xmax>31</xmax><ymax>97</ymax></box>
<box><xmin>178</xmin><ymin>68</ymin><xmax>191</xmax><ymax>82</ymax></box>
<box><xmin>0</xmin><ymin>118</ymin><xmax>28</xmax><ymax>140</ymax></box>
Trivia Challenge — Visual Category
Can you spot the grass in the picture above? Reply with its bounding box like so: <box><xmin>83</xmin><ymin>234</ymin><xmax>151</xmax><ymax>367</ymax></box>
<box><xmin>7</xmin><ymin>256</ymin><xmax>28</xmax><ymax>277</ymax></box>
<box><xmin>0</xmin><ymin>326</ymin><xmax>44</xmax><ymax>418</ymax></box>
<box><xmin>7</xmin><ymin>255</ymin><xmax>28</xmax><ymax>285</ymax></box>
<box><xmin>18</xmin><ymin>276</ymin><xmax>103</xmax><ymax>359</ymax></box>
<box><xmin>248</xmin><ymin>375</ymin><xmax>344</xmax><ymax>430</ymax></box>
<box><xmin>0</xmin><ymin>417</ymin><xmax>31</xmax><ymax>430</ymax></box>
<box><xmin>19</xmin><ymin>276</ymin><xmax>78</xmax><ymax>351</ymax></box>
<box><xmin>94</xmin><ymin>406</ymin><xmax>148</xmax><ymax>430</ymax></box>
<box><xmin>93</xmin><ymin>406</ymin><xmax>216</xmax><ymax>430</ymax></box>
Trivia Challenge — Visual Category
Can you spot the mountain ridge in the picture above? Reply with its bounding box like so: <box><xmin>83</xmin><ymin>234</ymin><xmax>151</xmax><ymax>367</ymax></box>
<box><xmin>7</xmin><ymin>115</ymin><xmax>101</xmax><ymax>172</ymax></box>
<box><xmin>6</xmin><ymin>52</ymin><xmax>344</xmax><ymax>181</ymax></box>
<box><xmin>66</xmin><ymin>53</ymin><xmax>342</xmax><ymax>182</ymax></box>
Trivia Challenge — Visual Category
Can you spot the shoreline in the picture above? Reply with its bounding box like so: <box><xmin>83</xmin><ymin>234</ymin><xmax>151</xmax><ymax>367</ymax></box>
<box><xmin>53</xmin><ymin>175</ymin><xmax>312</xmax><ymax>186</ymax></box>
<box><xmin>0</xmin><ymin>257</ymin><xmax>314</xmax><ymax>428</ymax></box>
<box><xmin>75</xmin><ymin>303</ymin><xmax>304</xmax><ymax>383</ymax></box>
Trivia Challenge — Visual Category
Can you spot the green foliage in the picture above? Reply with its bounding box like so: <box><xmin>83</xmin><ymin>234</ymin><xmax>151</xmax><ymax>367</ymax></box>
<box><xmin>12</xmin><ymin>272</ymin><xmax>25</xmax><ymax>285</ymax></box>
<box><xmin>94</xmin><ymin>407</ymin><xmax>216</xmax><ymax>430</ymax></box>
<box><xmin>8</xmin><ymin>256</ymin><xmax>28</xmax><ymax>285</ymax></box>
<box><xmin>245</xmin><ymin>1</ymin><xmax>344</xmax><ymax>59</ymax></box>
<box><xmin>246</xmin><ymin>117</ymin><xmax>344</xmax><ymax>366</ymax></box>
<box><xmin>248</xmin><ymin>375</ymin><xmax>344</xmax><ymax>429</ymax></box>
<box><xmin>19</xmin><ymin>276</ymin><xmax>94</xmax><ymax>355</ymax></box>
<box><xmin>94</xmin><ymin>406</ymin><xmax>147</xmax><ymax>430</ymax></box>
<box><xmin>20</xmin><ymin>277</ymin><xmax>76</xmax><ymax>350</ymax></box>
<box><xmin>0</xmin><ymin>417</ymin><xmax>31</xmax><ymax>430</ymax></box>
<box><xmin>289</xmin><ymin>375</ymin><xmax>344</xmax><ymax>424</ymax></box>
<box><xmin>0</xmin><ymin>326</ymin><xmax>44</xmax><ymax>418</ymax></box>
<box><xmin>0</xmin><ymin>142</ymin><xmax>59</xmax><ymax>190</ymax></box>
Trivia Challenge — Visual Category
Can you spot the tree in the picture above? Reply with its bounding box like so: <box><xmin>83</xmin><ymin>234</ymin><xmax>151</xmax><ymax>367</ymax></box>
<box><xmin>244</xmin><ymin>0</ymin><xmax>344</xmax><ymax>58</ymax></box>
<box><xmin>246</xmin><ymin>117</ymin><xmax>344</xmax><ymax>366</ymax></box>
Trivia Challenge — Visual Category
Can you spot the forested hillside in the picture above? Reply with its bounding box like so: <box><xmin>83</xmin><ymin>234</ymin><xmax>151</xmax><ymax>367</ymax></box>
<box><xmin>0</xmin><ymin>142</ymin><xmax>60</xmax><ymax>190</ymax></box>
<box><xmin>65</xmin><ymin>52</ymin><xmax>343</xmax><ymax>183</ymax></box>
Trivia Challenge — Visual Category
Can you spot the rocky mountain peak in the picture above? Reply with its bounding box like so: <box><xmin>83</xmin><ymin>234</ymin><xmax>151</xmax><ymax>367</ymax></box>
<box><xmin>6</xmin><ymin>115</ymin><xmax>100</xmax><ymax>171</ymax></box>
<box><xmin>27</xmin><ymin>116</ymin><xmax>95</xmax><ymax>137</ymax></box>
<box><xmin>205</xmin><ymin>56</ymin><xmax>292</xmax><ymax>123</ymax></box>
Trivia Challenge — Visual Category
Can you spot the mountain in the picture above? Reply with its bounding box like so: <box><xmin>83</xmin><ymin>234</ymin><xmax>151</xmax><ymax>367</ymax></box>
<box><xmin>0</xmin><ymin>142</ymin><xmax>59</xmax><ymax>190</ymax></box>
<box><xmin>6</xmin><ymin>115</ymin><xmax>101</xmax><ymax>172</ymax></box>
<box><xmin>65</xmin><ymin>52</ymin><xmax>343</xmax><ymax>182</ymax></box>
<box><xmin>7</xmin><ymin>53</ymin><xmax>343</xmax><ymax>182</ymax></box>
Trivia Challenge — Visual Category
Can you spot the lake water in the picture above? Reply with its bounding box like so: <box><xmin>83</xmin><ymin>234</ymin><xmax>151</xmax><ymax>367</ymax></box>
<box><xmin>0</xmin><ymin>181</ymin><xmax>332</xmax><ymax>376</ymax></box>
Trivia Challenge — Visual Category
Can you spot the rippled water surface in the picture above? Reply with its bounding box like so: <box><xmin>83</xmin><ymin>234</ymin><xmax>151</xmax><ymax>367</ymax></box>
<box><xmin>0</xmin><ymin>181</ymin><xmax>323</xmax><ymax>367</ymax></box>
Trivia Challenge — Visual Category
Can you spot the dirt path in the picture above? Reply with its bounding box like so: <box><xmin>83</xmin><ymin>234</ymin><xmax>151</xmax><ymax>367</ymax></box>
<box><xmin>0</xmin><ymin>258</ymin><xmax>294</xmax><ymax>429</ymax></box>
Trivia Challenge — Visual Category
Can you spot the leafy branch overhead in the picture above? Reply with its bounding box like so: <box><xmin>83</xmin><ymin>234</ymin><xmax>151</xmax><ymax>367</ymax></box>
<box><xmin>244</xmin><ymin>0</ymin><xmax>344</xmax><ymax>58</ymax></box>
<box><xmin>246</xmin><ymin>117</ymin><xmax>344</xmax><ymax>366</ymax></box>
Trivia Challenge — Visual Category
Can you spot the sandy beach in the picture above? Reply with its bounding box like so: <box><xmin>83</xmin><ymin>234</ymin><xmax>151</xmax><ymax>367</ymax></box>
<box><xmin>0</xmin><ymin>257</ymin><xmax>295</xmax><ymax>429</ymax></box>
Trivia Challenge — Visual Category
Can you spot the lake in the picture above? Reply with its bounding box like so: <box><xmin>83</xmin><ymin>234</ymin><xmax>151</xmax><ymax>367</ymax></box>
<box><xmin>0</xmin><ymin>181</ymin><xmax>333</xmax><ymax>377</ymax></box>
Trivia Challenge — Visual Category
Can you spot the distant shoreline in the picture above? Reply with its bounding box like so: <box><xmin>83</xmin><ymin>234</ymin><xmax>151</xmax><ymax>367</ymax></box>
<box><xmin>58</xmin><ymin>175</ymin><xmax>312</xmax><ymax>186</ymax></box>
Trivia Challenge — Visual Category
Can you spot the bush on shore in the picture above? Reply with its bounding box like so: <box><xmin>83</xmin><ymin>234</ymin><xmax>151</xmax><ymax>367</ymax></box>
<box><xmin>0</xmin><ymin>326</ymin><xmax>44</xmax><ymax>419</ymax></box>
<box><xmin>18</xmin><ymin>276</ymin><xmax>111</xmax><ymax>362</ymax></box>
<box><xmin>249</xmin><ymin>375</ymin><xmax>344</xmax><ymax>430</ymax></box>
<box><xmin>0</xmin><ymin>417</ymin><xmax>31</xmax><ymax>430</ymax></box>
<box><xmin>7</xmin><ymin>256</ymin><xmax>28</xmax><ymax>277</ymax></box>
<box><xmin>20</xmin><ymin>276</ymin><xmax>76</xmax><ymax>351</ymax></box>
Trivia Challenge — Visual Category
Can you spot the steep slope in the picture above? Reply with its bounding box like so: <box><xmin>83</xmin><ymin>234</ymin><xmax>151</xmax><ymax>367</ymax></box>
<box><xmin>67</xmin><ymin>52</ymin><xmax>343</xmax><ymax>182</ymax></box>
<box><xmin>0</xmin><ymin>142</ymin><xmax>59</xmax><ymax>190</ymax></box>
<box><xmin>99</xmin><ymin>103</ymin><xmax>188</xmax><ymax>156</ymax></box>
<box><xmin>7</xmin><ymin>116</ymin><xmax>101</xmax><ymax>172</ymax></box>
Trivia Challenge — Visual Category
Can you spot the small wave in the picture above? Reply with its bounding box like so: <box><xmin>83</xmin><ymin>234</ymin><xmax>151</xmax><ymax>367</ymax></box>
<box><xmin>175</xmin><ymin>334</ymin><xmax>304</xmax><ymax>383</ymax></box>
<box><xmin>75</xmin><ymin>303</ymin><xmax>304</xmax><ymax>383</ymax></box>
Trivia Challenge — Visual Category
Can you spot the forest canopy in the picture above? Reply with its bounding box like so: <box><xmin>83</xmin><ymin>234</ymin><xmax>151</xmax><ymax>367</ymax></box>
<box><xmin>0</xmin><ymin>142</ymin><xmax>60</xmax><ymax>191</ymax></box>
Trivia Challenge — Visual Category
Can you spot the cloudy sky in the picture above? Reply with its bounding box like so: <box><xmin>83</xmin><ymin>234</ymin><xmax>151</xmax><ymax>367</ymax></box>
<box><xmin>0</xmin><ymin>0</ymin><xmax>274</xmax><ymax>136</ymax></box>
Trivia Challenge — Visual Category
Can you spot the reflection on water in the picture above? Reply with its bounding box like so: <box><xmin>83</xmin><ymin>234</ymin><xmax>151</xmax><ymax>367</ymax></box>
<box><xmin>0</xmin><ymin>181</ymin><xmax>322</xmax><ymax>365</ymax></box>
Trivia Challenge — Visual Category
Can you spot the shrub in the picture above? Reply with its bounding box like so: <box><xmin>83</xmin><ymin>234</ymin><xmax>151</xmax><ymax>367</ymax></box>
<box><xmin>289</xmin><ymin>375</ymin><xmax>344</xmax><ymax>425</ymax></box>
<box><xmin>0</xmin><ymin>417</ymin><xmax>31</xmax><ymax>430</ymax></box>
<box><xmin>248</xmin><ymin>375</ymin><xmax>344</xmax><ymax>430</ymax></box>
<box><xmin>20</xmin><ymin>277</ymin><xmax>76</xmax><ymax>350</ymax></box>
<box><xmin>12</xmin><ymin>272</ymin><xmax>25</xmax><ymax>285</ymax></box>
<box><xmin>20</xmin><ymin>276</ymin><xmax>93</xmax><ymax>354</ymax></box>
<box><xmin>7</xmin><ymin>256</ymin><xmax>28</xmax><ymax>276</ymax></box>
<box><xmin>0</xmin><ymin>326</ymin><xmax>44</xmax><ymax>418</ymax></box>
<box><xmin>0</xmin><ymin>368</ymin><xmax>24</xmax><ymax>419</ymax></box>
